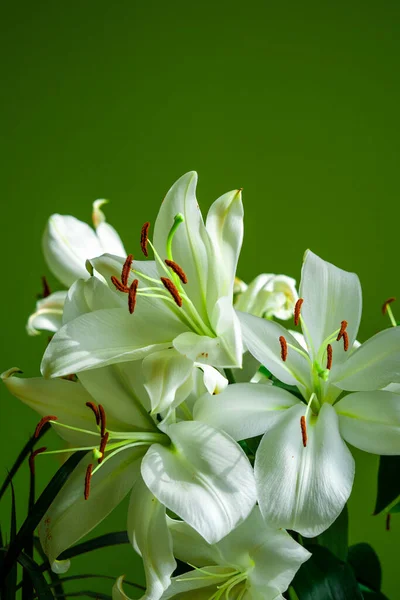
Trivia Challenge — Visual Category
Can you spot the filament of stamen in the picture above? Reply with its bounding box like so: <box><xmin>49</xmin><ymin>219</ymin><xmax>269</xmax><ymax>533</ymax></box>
<box><xmin>98</xmin><ymin>405</ymin><xmax>107</xmax><ymax>437</ymax></box>
<box><xmin>279</xmin><ymin>336</ymin><xmax>288</xmax><ymax>361</ymax></box>
<box><xmin>165</xmin><ymin>259</ymin><xmax>188</xmax><ymax>284</ymax></box>
<box><xmin>35</xmin><ymin>416</ymin><xmax>58</xmax><ymax>439</ymax></box>
<box><xmin>29</xmin><ymin>447</ymin><xmax>47</xmax><ymax>475</ymax></box>
<box><xmin>90</xmin><ymin>441</ymin><xmax>150</xmax><ymax>476</ymax></box>
<box><xmin>86</xmin><ymin>401</ymin><xmax>100</xmax><ymax>425</ymax></box>
<box><xmin>286</xmin><ymin>342</ymin><xmax>313</xmax><ymax>366</ymax></box>
<box><xmin>161</xmin><ymin>277</ymin><xmax>183</xmax><ymax>307</ymax></box>
<box><xmin>382</xmin><ymin>298</ymin><xmax>397</xmax><ymax>328</ymax></box>
<box><xmin>51</xmin><ymin>421</ymin><xmax>100</xmax><ymax>437</ymax></box>
<box><xmin>294</xmin><ymin>298</ymin><xmax>304</xmax><ymax>326</ymax></box>
<box><xmin>300</xmin><ymin>416</ymin><xmax>307</xmax><ymax>447</ymax></box>
<box><xmin>128</xmin><ymin>280</ymin><xmax>139</xmax><ymax>314</ymax></box>
<box><xmin>121</xmin><ymin>254</ymin><xmax>134</xmax><ymax>287</ymax></box>
<box><xmin>326</xmin><ymin>344</ymin><xmax>333</xmax><ymax>370</ymax></box>
<box><xmin>140</xmin><ymin>222</ymin><xmax>150</xmax><ymax>257</ymax></box>
<box><xmin>84</xmin><ymin>464</ymin><xmax>93</xmax><ymax>500</ymax></box>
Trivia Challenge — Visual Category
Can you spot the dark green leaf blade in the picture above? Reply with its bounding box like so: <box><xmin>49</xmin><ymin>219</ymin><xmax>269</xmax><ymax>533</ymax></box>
<box><xmin>292</xmin><ymin>545</ymin><xmax>362</xmax><ymax>600</ymax></box>
<box><xmin>348</xmin><ymin>543</ymin><xmax>382</xmax><ymax>592</ymax></box>
<box><xmin>17</xmin><ymin>551</ymin><xmax>54</xmax><ymax>599</ymax></box>
<box><xmin>34</xmin><ymin>536</ymin><xmax>65</xmax><ymax>598</ymax></box>
<box><xmin>314</xmin><ymin>505</ymin><xmax>348</xmax><ymax>561</ymax></box>
<box><xmin>374</xmin><ymin>455</ymin><xmax>400</xmax><ymax>515</ymax></box>
<box><xmin>1</xmin><ymin>450</ymin><xmax>86</xmax><ymax>578</ymax></box>
<box><xmin>3</xmin><ymin>480</ymin><xmax>18</xmax><ymax>600</ymax></box>
<box><xmin>50</xmin><ymin>573</ymin><xmax>145</xmax><ymax>590</ymax></box>
<box><xmin>54</xmin><ymin>593</ymin><xmax>112</xmax><ymax>599</ymax></box>
<box><xmin>22</xmin><ymin>450</ymin><xmax>36</xmax><ymax>600</ymax></box>
<box><xmin>58</xmin><ymin>530</ymin><xmax>129</xmax><ymax>561</ymax></box>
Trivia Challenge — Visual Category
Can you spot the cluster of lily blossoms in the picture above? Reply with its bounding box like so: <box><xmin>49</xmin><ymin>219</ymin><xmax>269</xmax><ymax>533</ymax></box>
<box><xmin>3</xmin><ymin>171</ymin><xmax>400</xmax><ymax>599</ymax></box>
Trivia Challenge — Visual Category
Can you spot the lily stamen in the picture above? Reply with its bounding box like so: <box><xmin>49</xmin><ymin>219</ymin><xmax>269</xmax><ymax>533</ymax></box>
<box><xmin>121</xmin><ymin>254</ymin><xmax>134</xmax><ymax>287</ymax></box>
<box><xmin>29</xmin><ymin>446</ymin><xmax>47</xmax><ymax>475</ymax></box>
<box><xmin>342</xmin><ymin>331</ymin><xmax>349</xmax><ymax>351</ymax></box>
<box><xmin>140</xmin><ymin>222</ymin><xmax>150</xmax><ymax>257</ymax></box>
<box><xmin>84</xmin><ymin>464</ymin><xmax>93</xmax><ymax>500</ymax></box>
<box><xmin>165</xmin><ymin>259</ymin><xmax>188</xmax><ymax>284</ymax></box>
<box><xmin>98</xmin><ymin>404</ymin><xmax>107</xmax><ymax>437</ymax></box>
<box><xmin>279</xmin><ymin>336</ymin><xmax>288</xmax><ymax>361</ymax></box>
<box><xmin>336</xmin><ymin>320</ymin><xmax>348</xmax><ymax>341</ymax></box>
<box><xmin>161</xmin><ymin>277</ymin><xmax>183</xmax><ymax>307</ymax></box>
<box><xmin>294</xmin><ymin>298</ymin><xmax>304</xmax><ymax>326</ymax></box>
<box><xmin>128</xmin><ymin>279</ymin><xmax>139</xmax><ymax>314</ymax></box>
<box><xmin>382</xmin><ymin>297</ymin><xmax>397</xmax><ymax>328</ymax></box>
<box><xmin>85</xmin><ymin>401</ymin><xmax>100</xmax><ymax>425</ymax></box>
<box><xmin>98</xmin><ymin>432</ymin><xmax>109</xmax><ymax>464</ymax></box>
<box><xmin>34</xmin><ymin>415</ymin><xmax>58</xmax><ymax>439</ymax></box>
<box><xmin>326</xmin><ymin>344</ymin><xmax>333</xmax><ymax>370</ymax></box>
<box><xmin>300</xmin><ymin>416</ymin><xmax>307</xmax><ymax>447</ymax></box>
<box><xmin>111</xmin><ymin>276</ymin><xmax>129</xmax><ymax>293</ymax></box>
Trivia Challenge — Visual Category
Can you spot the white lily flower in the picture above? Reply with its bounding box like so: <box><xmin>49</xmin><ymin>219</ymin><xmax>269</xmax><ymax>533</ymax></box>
<box><xmin>41</xmin><ymin>172</ymin><xmax>244</xmax><ymax>401</ymax></box>
<box><xmin>113</xmin><ymin>505</ymin><xmax>310</xmax><ymax>600</ymax></box>
<box><xmin>234</xmin><ymin>274</ymin><xmax>298</xmax><ymax>321</ymax></box>
<box><xmin>195</xmin><ymin>250</ymin><xmax>400</xmax><ymax>537</ymax></box>
<box><xmin>26</xmin><ymin>291</ymin><xmax>67</xmax><ymax>336</ymax></box>
<box><xmin>2</xmin><ymin>364</ymin><xmax>256</xmax><ymax>597</ymax></box>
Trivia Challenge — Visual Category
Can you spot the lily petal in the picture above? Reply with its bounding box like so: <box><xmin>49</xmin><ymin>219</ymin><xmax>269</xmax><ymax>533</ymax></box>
<box><xmin>39</xmin><ymin>447</ymin><xmax>144</xmax><ymax>566</ymax></box>
<box><xmin>210</xmin><ymin>296</ymin><xmax>243</xmax><ymax>367</ymax></box>
<box><xmin>166</xmin><ymin>517</ymin><xmax>222</xmax><ymax>567</ymax></box>
<box><xmin>126</xmin><ymin>477</ymin><xmax>175</xmax><ymax>600</ymax></box>
<box><xmin>299</xmin><ymin>250</ymin><xmax>362</xmax><ymax>363</ymax></box>
<box><xmin>141</xmin><ymin>421</ymin><xmax>256</xmax><ymax>544</ymax></box>
<box><xmin>331</xmin><ymin>327</ymin><xmax>400</xmax><ymax>390</ymax></box>
<box><xmin>335</xmin><ymin>391</ymin><xmax>400</xmax><ymax>454</ymax></box>
<box><xmin>160</xmin><ymin>568</ymin><xmax>235</xmax><ymax>600</ymax></box>
<box><xmin>92</xmin><ymin>199</ymin><xmax>126</xmax><ymax>256</ymax></box>
<box><xmin>237</xmin><ymin>310</ymin><xmax>311</xmax><ymax>394</ymax></box>
<box><xmin>255</xmin><ymin>403</ymin><xmax>355</xmax><ymax>537</ymax></box>
<box><xmin>27</xmin><ymin>291</ymin><xmax>67</xmax><ymax>336</ymax></box>
<box><xmin>193</xmin><ymin>383</ymin><xmax>301</xmax><ymax>441</ymax></box>
<box><xmin>173</xmin><ymin>330</ymin><xmax>238</xmax><ymax>368</ymax></box>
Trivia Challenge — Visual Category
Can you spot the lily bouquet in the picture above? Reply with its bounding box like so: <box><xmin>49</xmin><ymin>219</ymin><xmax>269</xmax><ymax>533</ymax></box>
<box><xmin>1</xmin><ymin>172</ymin><xmax>399</xmax><ymax>599</ymax></box>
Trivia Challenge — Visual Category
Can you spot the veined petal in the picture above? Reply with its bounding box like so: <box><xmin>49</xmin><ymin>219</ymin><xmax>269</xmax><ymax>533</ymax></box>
<box><xmin>210</xmin><ymin>296</ymin><xmax>243</xmax><ymax>367</ymax></box>
<box><xmin>237</xmin><ymin>310</ymin><xmax>311</xmax><ymax>394</ymax></box>
<box><xmin>39</xmin><ymin>447</ymin><xmax>144</xmax><ymax>566</ymax></box>
<box><xmin>160</xmin><ymin>568</ymin><xmax>234</xmax><ymax>600</ymax></box>
<box><xmin>331</xmin><ymin>327</ymin><xmax>400</xmax><ymax>391</ymax></box>
<box><xmin>89</xmin><ymin>254</ymin><xmax>161</xmax><ymax>293</ymax></box>
<box><xmin>235</xmin><ymin>274</ymin><xmax>298</xmax><ymax>321</ymax></box>
<box><xmin>194</xmin><ymin>364</ymin><xmax>228</xmax><ymax>395</ymax></box>
<box><xmin>166</xmin><ymin>517</ymin><xmax>222</xmax><ymax>567</ymax></box>
<box><xmin>299</xmin><ymin>250</ymin><xmax>362</xmax><ymax>363</ymax></box>
<box><xmin>63</xmin><ymin>277</ymin><xmax>124</xmax><ymax>325</ymax></box>
<box><xmin>92</xmin><ymin>199</ymin><xmax>126</xmax><ymax>256</ymax></box>
<box><xmin>42</xmin><ymin>214</ymin><xmax>104</xmax><ymax>287</ymax></box>
<box><xmin>205</xmin><ymin>188</ymin><xmax>244</xmax><ymax>303</ymax></box>
<box><xmin>255</xmin><ymin>403</ymin><xmax>355</xmax><ymax>537</ymax></box>
<box><xmin>173</xmin><ymin>331</ymin><xmax>239</xmax><ymax>368</ymax></box>
<box><xmin>142</xmin><ymin>349</ymin><xmax>194</xmax><ymax>414</ymax></box>
<box><xmin>141</xmin><ymin>421</ymin><xmax>256</xmax><ymax>544</ymax></box>
<box><xmin>153</xmin><ymin>172</ymin><xmax>212</xmax><ymax>322</ymax></box>
<box><xmin>27</xmin><ymin>291</ymin><xmax>67</xmax><ymax>336</ymax></box>
<box><xmin>335</xmin><ymin>391</ymin><xmax>400</xmax><ymax>454</ymax></box>
<box><xmin>193</xmin><ymin>383</ymin><xmax>301</xmax><ymax>441</ymax></box>
<box><xmin>1</xmin><ymin>369</ymin><xmax>98</xmax><ymax>445</ymax></box>
<box><xmin>41</xmin><ymin>301</ymin><xmax>186</xmax><ymax>378</ymax></box>
<box><xmin>126</xmin><ymin>478</ymin><xmax>175</xmax><ymax>600</ymax></box>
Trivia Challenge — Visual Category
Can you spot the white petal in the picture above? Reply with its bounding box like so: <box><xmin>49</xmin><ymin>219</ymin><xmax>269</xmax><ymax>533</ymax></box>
<box><xmin>1</xmin><ymin>369</ymin><xmax>99</xmax><ymax>445</ymax></box>
<box><xmin>255</xmin><ymin>403</ymin><xmax>355</xmax><ymax>537</ymax></box>
<box><xmin>335</xmin><ymin>391</ymin><xmax>400</xmax><ymax>454</ymax></box>
<box><xmin>173</xmin><ymin>331</ymin><xmax>239</xmax><ymax>368</ymax></box>
<box><xmin>89</xmin><ymin>254</ymin><xmax>162</xmax><ymax>294</ymax></box>
<box><xmin>160</xmin><ymin>568</ymin><xmax>234</xmax><ymax>600</ymax></box>
<box><xmin>41</xmin><ymin>301</ymin><xmax>185</xmax><ymax>378</ymax></box>
<box><xmin>237</xmin><ymin>310</ymin><xmax>311</xmax><ymax>395</ymax></box>
<box><xmin>331</xmin><ymin>327</ymin><xmax>400</xmax><ymax>390</ymax></box>
<box><xmin>210</xmin><ymin>296</ymin><xmax>243</xmax><ymax>367</ymax></box>
<box><xmin>299</xmin><ymin>250</ymin><xmax>362</xmax><ymax>363</ymax></box>
<box><xmin>166</xmin><ymin>517</ymin><xmax>222</xmax><ymax>567</ymax></box>
<box><xmin>39</xmin><ymin>447</ymin><xmax>144</xmax><ymax>565</ymax></box>
<box><xmin>42</xmin><ymin>214</ymin><xmax>103</xmax><ymax>287</ymax></box>
<box><xmin>195</xmin><ymin>364</ymin><xmax>228</xmax><ymax>395</ymax></box>
<box><xmin>27</xmin><ymin>291</ymin><xmax>66</xmax><ymax>336</ymax></box>
<box><xmin>62</xmin><ymin>277</ymin><xmax>124</xmax><ymax>324</ymax></box>
<box><xmin>205</xmin><ymin>188</ymin><xmax>244</xmax><ymax>302</ymax></box>
<box><xmin>126</xmin><ymin>478</ymin><xmax>175</xmax><ymax>600</ymax></box>
<box><xmin>235</xmin><ymin>274</ymin><xmax>298</xmax><ymax>321</ymax></box>
<box><xmin>92</xmin><ymin>199</ymin><xmax>126</xmax><ymax>256</ymax></box>
<box><xmin>193</xmin><ymin>383</ymin><xmax>301</xmax><ymax>441</ymax></box>
<box><xmin>142</xmin><ymin>349</ymin><xmax>194</xmax><ymax>414</ymax></box>
<box><xmin>141</xmin><ymin>421</ymin><xmax>256</xmax><ymax>544</ymax></box>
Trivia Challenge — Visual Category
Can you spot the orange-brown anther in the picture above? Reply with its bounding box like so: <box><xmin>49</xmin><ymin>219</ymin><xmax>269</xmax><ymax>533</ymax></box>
<box><xmin>336</xmin><ymin>320</ymin><xmax>348</xmax><ymax>341</ymax></box>
<box><xmin>342</xmin><ymin>331</ymin><xmax>349</xmax><ymax>352</ymax></box>
<box><xmin>326</xmin><ymin>344</ymin><xmax>333</xmax><ymax>370</ymax></box>
<box><xmin>294</xmin><ymin>298</ymin><xmax>304</xmax><ymax>326</ymax></box>
<box><xmin>41</xmin><ymin>275</ymin><xmax>51</xmax><ymax>298</ymax></box>
<box><xmin>279</xmin><ymin>336</ymin><xmax>288</xmax><ymax>361</ymax></box>
<box><xmin>140</xmin><ymin>222</ymin><xmax>150</xmax><ymax>257</ymax></box>
<box><xmin>84</xmin><ymin>464</ymin><xmax>93</xmax><ymax>500</ymax></box>
<box><xmin>128</xmin><ymin>279</ymin><xmax>139</xmax><ymax>314</ymax></box>
<box><xmin>161</xmin><ymin>277</ymin><xmax>183</xmax><ymax>307</ymax></box>
<box><xmin>165</xmin><ymin>259</ymin><xmax>188</xmax><ymax>284</ymax></box>
<box><xmin>34</xmin><ymin>416</ymin><xmax>57</xmax><ymax>439</ymax></box>
<box><xmin>300</xmin><ymin>416</ymin><xmax>307</xmax><ymax>447</ymax></box>
<box><xmin>86</xmin><ymin>401</ymin><xmax>100</xmax><ymax>426</ymax></box>
<box><xmin>111</xmin><ymin>275</ymin><xmax>129</xmax><ymax>293</ymax></box>
<box><xmin>121</xmin><ymin>254</ymin><xmax>134</xmax><ymax>287</ymax></box>
<box><xmin>382</xmin><ymin>297</ymin><xmax>396</xmax><ymax>315</ymax></box>
<box><xmin>29</xmin><ymin>446</ymin><xmax>47</xmax><ymax>475</ymax></box>
<box><xmin>98</xmin><ymin>432</ymin><xmax>110</xmax><ymax>464</ymax></box>
<box><xmin>98</xmin><ymin>404</ymin><xmax>107</xmax><ymax>437</ymax></box>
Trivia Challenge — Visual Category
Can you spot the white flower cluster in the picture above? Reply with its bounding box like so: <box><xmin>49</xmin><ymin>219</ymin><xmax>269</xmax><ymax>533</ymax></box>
<box><xmin>3</xmin><ymin>172</ymin><xmax>400</xmax><ymax>599</ymax></box>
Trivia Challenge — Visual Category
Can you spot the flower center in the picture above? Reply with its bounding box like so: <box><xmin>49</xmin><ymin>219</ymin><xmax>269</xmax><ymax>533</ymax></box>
<box><xmin>177</xmin><ymin>565</ymin><xmax>248</xmax><ymax>600</ymax></box>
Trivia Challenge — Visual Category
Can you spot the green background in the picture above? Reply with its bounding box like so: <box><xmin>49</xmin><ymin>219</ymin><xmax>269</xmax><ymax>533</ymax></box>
<box><xmin>1</xmin><ymin>0</ymin><xmax>399</xmax><ymax>597</ymax></box>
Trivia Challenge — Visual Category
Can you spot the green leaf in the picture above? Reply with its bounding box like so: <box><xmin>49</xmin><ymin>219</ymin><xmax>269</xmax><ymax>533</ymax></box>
<box><xmin>314</xmin><ymin>505</ymin><xmax>348</xmax><ymax>561</ymax></box>
<box><xmin>58</xmin><ymin>530</ymin><xmax>129</xmax><ymax>561</ymax></box>
<box><xmin>292</xmin><ymin>545</ymin><xmax>363</xmax><ymax>600</ymax></box>
<box><xmin>50</xmin><ymin>573</ymin><xmax>145</xmax><ymax>590</ymax></box>
<box><xmin>348</xmin><ymin>543</ymin><xmax>382</xmax><ymax>592</ymax></box>
<box><xmin>34</xmin><ymin>537</ymin><xmax>65</xmax><ymax>598</ymax></box>
<box><xmin>374</xmin><ymin>455</ymin><xmax>400</xmax><ymax>515</ymax></box>
<box><xmin>0</xmin><ymin>422</ymin><xmax>50</xmax><ymax>503</ymax></box>
<box><xmin>22</xmin><ymin>451</ymin><xmax>36</xmax><ymax>600</ymax></box>
<box><xmin>389</xmin><ymin>500</ymin><xmax>400</xmax><ymax>513</ymax></box>
<box><xmin>54</xmin><ymin>593</ymin><xmax>112</xmax><ymax>599</ymax></box>
<box><xmin>2</xmin><ymin>480</ymin><xmax>17</xmax><ymax>600</ymax></box>
<box><xmin>17</xmin><ymin>551</ymin><xmax>54</xmax><ymax>599</ymax></box>
<box><xmin>1</xmin><ymin>450</ymin><xmax>86</xmax><ymax>578</ymax></box>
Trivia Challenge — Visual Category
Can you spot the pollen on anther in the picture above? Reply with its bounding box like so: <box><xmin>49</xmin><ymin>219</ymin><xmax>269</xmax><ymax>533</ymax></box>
<box><xmin>382</xmin><ymin>297</ymin><xmax>396</xmax><ymax>315</ymax></box>
<box><xmin>84</xmin><ymin>464</ymin><xmax>93</xmax><ymax>500</ymax></box>
<box><xmin>300</xmin><ymin>416</ymin><xmax>307</xmax><ymax>447</ymax></box>
<box><xmin>34</xmin><ymin>415</ymin><xmax>57</xmax><ymax>439</ymax></box>
<box><xmin>140</xmin><ymin>222</ymin><xmax>150</xmax><ymax>257</ymax></box>
<box><xmin>165</xmin><ymin>259</ymin><xmax>188</xmax><ymax>284</ymax></box>
<box><xmin>326</xmin><ymin>344</ymin><xmax>333</xmax><ymax>370</ymax></box>
<box><xmin>29</xmin><ymin>446</ymin><xmax>47</xmax><ymax>475</ymax></box>
<box><xmin>121</xmin><ymin>254</ymin><xmax>134</xmax><ymax>286</ymax></box>
<box><xmin>98</xmin><ymin>432</ymin><xmax>110</xmax><ymax>464</ymax></box>
<box><xmin>86</xmin><ymin>401</ymin><xmax>100</xmax><ymax>425</ymax></box>
<box><xmin>294</xmin><ymin>298</ymin><xmax>304</xmax><ymax>326</ymax></box>
<box><xmin>128</xmin><ymin>279</ymin><xmax>139</xmax><ymax>314</ymax></box>
<box><xmin>161</xmin><ymin>277</ymin><xmax>183</xmax><ymax>307</ymax></box>
<box><xmin>111</xmin><ymin>275</ymin><xmax>129</xmax><ymax>293</ymax></box>
<box><xmin>336</xmin><ymin>320</ymin><xmax>348</xmax><ymax>341</ymax></box>
<box><xmin>279</xmin><ymin>336</ymin><xmax>288</xmax><ymax>361</ymax></box>
<box><xmin>342</xmin><ymin>331</ymin><xmax>349</xmax><ymax>351</ymax></box>
<box><xmin>98</xmin><ymin>404</ymin><xmax>107</xmax><ymax>437</ymax></box>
